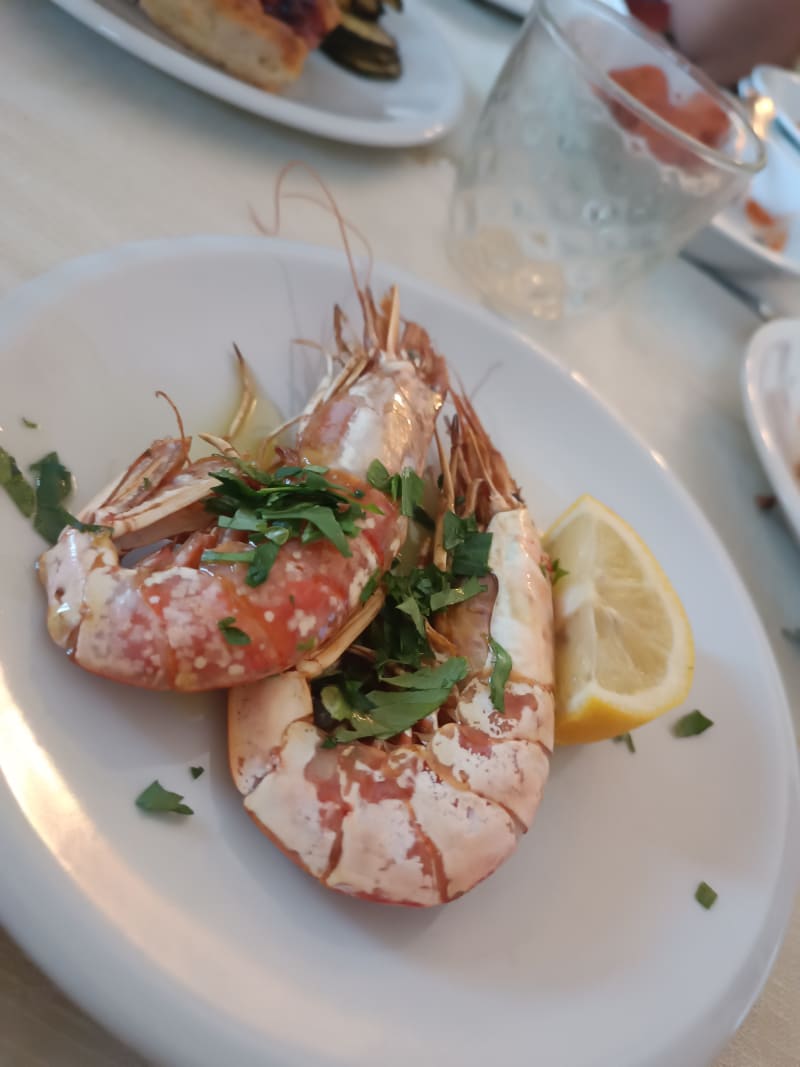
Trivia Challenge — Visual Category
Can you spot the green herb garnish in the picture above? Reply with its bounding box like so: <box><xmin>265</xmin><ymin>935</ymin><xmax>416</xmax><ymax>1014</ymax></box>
<box><xmin>202</xmin><ymin>463</ymin><xmax>372</xmax><ymax>582</ymax></box>
<box><xmin>381</xmin><ymin>657</ymin><xmax>468</xmax><ymax>691</ymax></box>
<box><xmin>412</xmin><ymin>505</ymin><xmax>435</xmax><ymax>530</ymax></box>
<box><xmin>396</xmin><ymin>593</ymin><xmax>426</xmax><ymax>636</ymax></box>
<box><xmin>0</xmin><ymin>446</ymin><xmax>36</xmax><ymax>518</ymax></box>
<box><xmin>29</xmin><ymin>452</ymin><xmax>73</xmax><ymax>543</ymax></box>
<box><xmin>550</xmin><ymin>558</ymin><xmax>569</xmax><ymax>585</ymax></box>
<box><xmin>189</xmin><ymin>766</ymin><xmax>205</xmax><ymax>779</ymax></box>
<box><xmin>613</xmin><ymin>732</ymin><xmax>636</xmax><ymax>753</ymax></box>
<box><xmin>488</xmin><ymin>637</ymin><xmax>512</xmax><ymax>712</ymax></box>
<box><xmin>29</xmin><ymin>452</ymin><xmax>95</xmax><ymax>544</ymax></box>
<box><xmin>21</xmin><ymin>417</ymin><xmax>38</xmax><ymax>429</ymax></box>
<box><xmin>218</xmin><ymin>616</ymin><xmax>251</xmax><ymax>646</ymax></box>
<box><xmin>322</xmin><ymin>658</ymin><xmax>467</xmax><ymax>747</ymax></box>
<box><xmin>452</xmin><ymin>532</ymin><xmax>493</xmax><ymax>577</ymax></box>
<box><xmin>441</xmin><ymin>511</ymin><xmax>493</xmax><ymax>577</ymax></box>
<box><xmin>245</xmin><ymin>540</ymin><xmax>280</xmax><ymax>587</ymax></box>
<box><xmin>359</xmin><ymin>568</ymin><xmax>381</xmax><ymax>604</ymax></box>
<box><xmin>135</xmin><ymin>780</ymin><xmax>193</xmax><ymax>815</ymax></box>
<box><xmin>368</xmin><ymin>563</ymin><xmax>485</xmax><ymax>669</ymax></box>
<box><xmin>695</xmin><ymin>881</ymin><xmax>718</xmax><ymax>909</ymax></box>
<box><xmin>429</xmin><ymin>574</ymin><xmax>485</xmax><ymax>612</ymax></box>
<box><xmin>672</xmin><ymin>710</ymin><xmax>713</xmax><ymax>737</ymax></box>
<box><xmin>366</xmin><ymin>459</ymin><xmax>425</xmax><ymax>518</ymax></box>
<box><xmin>1</xmin><ymin>446</ymin><xmax>107</xmax><ymax>543</ymax></box>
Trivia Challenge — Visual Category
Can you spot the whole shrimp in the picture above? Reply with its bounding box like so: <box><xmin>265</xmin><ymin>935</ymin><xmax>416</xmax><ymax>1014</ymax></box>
<box><xmin>228</xmin><ymin>390</ymin><xmax>555</xmax><ymax>906</ymax></box>
<box><xmin>38</xmin><ymin>290</ymin><xmax>448</xmax><ymax>691</ymax></box>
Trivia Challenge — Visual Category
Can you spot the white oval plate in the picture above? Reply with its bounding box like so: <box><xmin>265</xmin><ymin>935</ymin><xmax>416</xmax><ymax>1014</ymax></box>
<box><xmin>752</xmin><ymin>64</ymin><xmax>800</xmax><ymax>154</ymax></box>
<box><xmin>0</xmin><ymin>237</ymin><xmax>798</xmax><ymax>1067</ymax></box>
<box><xmin>484</xmin><ymin>0</ymin><xmax>628</xmax><ymax>17</ymax></box>
<box><xmin>741</xmin><ymin>317</ymin><xmax>800</xmax><ymax>543</ymax></box>
<box><xmin>46</xmin><ymin>0</ymin><xmax>464</xmax><ymax>147</ymax></box>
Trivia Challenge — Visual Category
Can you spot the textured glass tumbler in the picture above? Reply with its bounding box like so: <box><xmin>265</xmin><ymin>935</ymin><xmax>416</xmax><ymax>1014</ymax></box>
<box><xmin>448</xmin><ymin>0</ymin><xmax>765</xmax><ymax>321</ymax></box>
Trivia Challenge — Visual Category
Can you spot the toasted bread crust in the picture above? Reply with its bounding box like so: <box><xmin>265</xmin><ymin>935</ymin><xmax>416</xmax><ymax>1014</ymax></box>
<box><xmin>140</xmin><ymin>0</ymin><xmax>340</xmax><ymax>92</ymax></box>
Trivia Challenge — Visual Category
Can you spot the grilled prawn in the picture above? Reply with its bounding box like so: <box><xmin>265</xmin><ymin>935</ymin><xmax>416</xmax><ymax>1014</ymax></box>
<box><xmin>228</xmin><ymin>391</ymin><xmax>555</xmax><ymax>906</ymax></box>
<box><xmin>37</xmin><ymin>291</ymin><xmax>448</xmax><ymax>691</ymax></box>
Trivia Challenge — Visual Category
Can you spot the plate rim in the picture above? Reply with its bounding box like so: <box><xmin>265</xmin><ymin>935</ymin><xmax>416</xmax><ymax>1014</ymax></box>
<box><xmin>752</xmin><ymin>64</ymin><xmax>800</xmax><ymax>154</ymax></box>
<box><xmin>1</xmin><ymin>234</ymin><xmax>798</xmax><ymax>1067</ymax></box>
<box><xmin>741</xmin><ymin>316</ymin><xmax>800</xmax><ymax>541</ymax></box>
<box><xmin>711</xmin><ymin>199</ymin><xmax>800</xmax><ymax>280</ymax></box>
<box><xmin>45</xmin><ymin>0</ymin><xmax>465</xmax><ymax>147</ymax></box>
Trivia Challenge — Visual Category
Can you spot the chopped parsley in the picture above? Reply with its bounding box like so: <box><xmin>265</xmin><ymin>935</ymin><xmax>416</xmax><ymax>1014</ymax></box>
<box><xmin>695</xmin><ymin>881</ymin><xmax>718</xmax><ymax>910</ymax></box>
<box><xmin>310</xmin><ymin>471</ymin><xmax>497</xmax><ymax>746</ymax></box>
<box><xmin>613</xmin><ymin>732</ymin><xmax>636</xmax><ymax>753</ymax></box>
<box><xmin>201</xmin><ymin>462</ymin><xmax>374</xmax><ymax>583</ymax></box>
<box><xmin>135</xmin><ymin>780</ymin><xmax>193</xmax><ymax>816</ymax></box>
<box><xmin>1</xmin><ymin>447</ymin><xmax>104</xmax><ymax>544</ymax></box>
<box><xmin>320</xmin><ymin>658</ymin><xmax>468</xmax><ymax>747</ymax></box>
<box><xmin>366</xmin><ymin>459</ymin><xmax>425</xmax><ymax>518</ymax></box>
<box><xmin>367</xmin><ymin>563</ymin><xmax>486</xmax><ymax>669</ymax></box>
<box><xmin>21</xmin><ymin>417</ymin><xmax>38</xmax><ymax>429</ymax></box>
<box><xmin>382</xmin><ymin>657</ymin><xmax>468</xmax><ymax>691</ymax></box>
<box><xmin>488</xmin><ymin>637</ymin><xmax>512</xmax><ymax>712</ymax></box>
<box><xmin>0</xmin><ymin>446</ymin><xmax>36</xmax><ymax>518</ymax></box>
<box><xmin>218</xmin><ymin>616</ymin><xmax>251</xmax><ymax>646</ymax></box>
<box><xmin>442</xmin><ymin>510</ymin><xmax>493</xmax><ymax>576</ymax></box>
<box><xmin>359</xmin><ymin>567</ymin><xmax>381</xmax><ymax>604</ymax></box>
<box><xmin>412</xmin><ymin>505</ymin><xmax>435</xmax><ymax>530</ymax></box>
<box><xmin>30</xmin><ymin>452</ymin><xmax>79</xmax><ymax>544</ymax></box>
<box><xmin>189</xmin><ymin>766</ymin><xmax>205</xmax><ymax>779</ymax></box>
<box><xmin>550</xmin><ymin>558</ymin><xmax>569</xmax><ymax>585</ymax></box>
<box><xmin>672</xmin><ymin>710</ymin><xmax>713</xmax><ymax>738</ymax></box>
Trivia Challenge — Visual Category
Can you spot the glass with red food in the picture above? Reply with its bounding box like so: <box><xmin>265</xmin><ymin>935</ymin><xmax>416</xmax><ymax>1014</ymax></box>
<box><xmin>447</xmin><ymin>0</ymin><xmax>765</xmax><ymax>321</ymax></box>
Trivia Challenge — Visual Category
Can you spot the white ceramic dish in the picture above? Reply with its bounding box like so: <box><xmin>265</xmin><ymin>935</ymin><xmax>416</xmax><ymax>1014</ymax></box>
<box><xmin>752</xmin><ymin>64</ymin><xmax>800</xmax><ymax>154</ymax></box>
<box><xmin>742</xmin><ymin>317</ymin><xmax>800</xmax><ymax>543</ymax></box>
<box><xmin>46</xmin><ymin>0</ymin><xmax>464</xmax><ymax>147</ymax></box>
<box><xmin>0</xmin><ymin>237</ymin><xmax>798</xmax><ymax>1067</ymax></box>
<box><xmin>687</xmin><ymin>129</ymin><xmax>800</xmax><ymax>280</ymax></box>
<box><xmin>485</xmin><ymin>0</ymin><xmax>627</xmax><ymax>17</ymax></box>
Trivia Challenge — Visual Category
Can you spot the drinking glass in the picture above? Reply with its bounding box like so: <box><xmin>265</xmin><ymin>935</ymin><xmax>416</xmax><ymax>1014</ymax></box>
<box><xmin>447</xmin><ymin>0</ymin><xmax>766</xmax><ymax>321</ymax></box>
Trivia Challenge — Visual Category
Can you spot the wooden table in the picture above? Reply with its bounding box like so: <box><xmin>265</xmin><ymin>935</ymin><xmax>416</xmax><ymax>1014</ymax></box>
<box><xmin>0</xmin><ymin>1</ymin><xmax>797</xmax><ymax>1064</ymax></box>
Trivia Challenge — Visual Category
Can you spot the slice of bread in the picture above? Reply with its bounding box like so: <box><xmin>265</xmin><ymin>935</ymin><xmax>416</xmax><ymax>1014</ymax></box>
<box><xmin>140</xmin><ymin>0</ymin><xmax>341</xmax><ymax>92</ymax></box>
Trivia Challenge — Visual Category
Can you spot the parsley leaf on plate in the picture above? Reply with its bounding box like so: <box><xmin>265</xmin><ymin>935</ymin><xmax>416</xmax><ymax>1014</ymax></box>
<box><xmin>672</xmin><ymin>710</ymin><xmax>713</xmax><ymax>737</ymax></box>
<box><xmin>135</xmin><ymin>780</ymin><xmax>193</xmax><ymax>816</ymax></box>
<box><xmin>695</xmin><ymin>881</ymin><xmax>718</xmax><ymax>909</ymax></box>
<box><xmin>613</xmin><ymin>732</ymin><xmax>636</xmax><ymax>753</ymax></box>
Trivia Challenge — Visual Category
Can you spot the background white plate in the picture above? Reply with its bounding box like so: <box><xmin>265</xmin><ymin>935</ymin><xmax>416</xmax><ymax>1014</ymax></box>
<box><xmin>752</xmin><ymin>65</ymin><xmax>800</xmax><ymax>154</ymax></box>
<box><xmin>742</xmin><ymin>317</ymin><xmax>800</xmax><ymax>543</ymax></box>
<box><xmin>46</xmin><ymin>0</ymin><xmax>464</xmax><ymax>146</ymax></box>
<box><xmin>687</xmin><ymin>129</ymin><xmax>800</xmax><ymax>280</ymax></box>
<box><xmin>0</xmin><ymin>237</ymin><xmax>798</xmax><ymax>1067</ymax></box>
<box><xmin>483</xmin><ymin>0</ymin><xmax>628</xmax><ymax>17</ymax></box>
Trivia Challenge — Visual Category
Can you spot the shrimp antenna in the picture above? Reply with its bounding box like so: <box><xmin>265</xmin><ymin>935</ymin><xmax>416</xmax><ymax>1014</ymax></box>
<box><xmin>155</xmin><ymin>390</ymin><xmax>190</xmax><ymax>463</ymax></box>
<box><xmin>250</xmin><ymin>161</ymin><xmax>377</xmax><ymax>347</ymax></box>
<box><xmin>226</xmin><ymin>343</ymin><xmax>257</xmax><ymax>442</ymax></box>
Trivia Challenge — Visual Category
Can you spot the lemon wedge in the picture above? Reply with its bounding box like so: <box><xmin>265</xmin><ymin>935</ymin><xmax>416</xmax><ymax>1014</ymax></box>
<box><xmin>543</xmin><ymin>495</ymin><xmax>694</xmax><ymax>745</ymax></box>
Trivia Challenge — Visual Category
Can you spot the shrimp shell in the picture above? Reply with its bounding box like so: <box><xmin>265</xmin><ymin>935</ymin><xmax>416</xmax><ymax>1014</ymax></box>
<box><xmin>38</xmin><ymin>292</ymin><xmax>448</xmax><ymax>692</ymax></box>
<box><xmin>228</xmin><ymin>391</ymin><xmax>555</xmax><ymax>905</ymax></box>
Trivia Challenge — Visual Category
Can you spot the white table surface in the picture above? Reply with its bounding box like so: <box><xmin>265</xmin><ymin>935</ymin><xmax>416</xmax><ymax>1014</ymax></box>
<box><xmin>0</xmin><ymin>1</ymin><xmax>798</xmax><ymax>1065</ymax></box>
